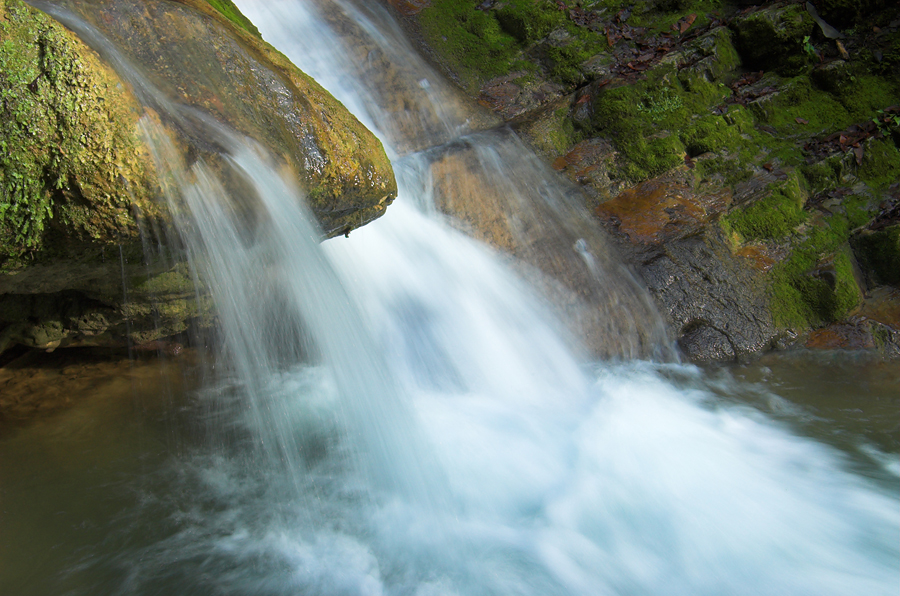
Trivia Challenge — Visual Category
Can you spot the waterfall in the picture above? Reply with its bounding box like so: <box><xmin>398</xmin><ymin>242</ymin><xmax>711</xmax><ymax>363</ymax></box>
<box><xmin>1</xmin><ymin>1</ymin><xmax>896</xmax><ymax>595</ymax></box>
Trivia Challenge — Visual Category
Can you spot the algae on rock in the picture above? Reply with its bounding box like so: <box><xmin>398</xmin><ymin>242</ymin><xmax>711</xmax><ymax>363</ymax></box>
<box><xmin>1</xmin><ymin>0</ymin><xmax>399</xmax><ymax>355</ymax></box>
<box><xmin>0</xmin><ymin>0</ymin><xmax>160</xmax><ymax>270</ymax></box>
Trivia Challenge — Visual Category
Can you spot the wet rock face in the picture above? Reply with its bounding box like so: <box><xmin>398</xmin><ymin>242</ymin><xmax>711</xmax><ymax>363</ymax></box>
<box><xmin>426</xmin><ymin>131</ymin><xmax>673</xmax><ymax>360</ymax></box>
<box><xmin>591</xmin><ymin>173</ymin><xmax>779</xmax><ymax>360</ymax></box>
<box><xmin>386</xmin><ymin>0</ymin><xmax>900</xmax><ymax>360</ymax></box>
<box><xmin>640</xmin><ymin>229</ymin><xmax>778</xmax><ymax>361</ymax></box>
<box><xmin>1</xmin><ymin>0</ymin><xmax>396</xmax><ymax>355</ymax></box>
<box><xmin>41</xmin><ymin>0</ymin><xmax>397</xmax><ymax>235</ymax></box>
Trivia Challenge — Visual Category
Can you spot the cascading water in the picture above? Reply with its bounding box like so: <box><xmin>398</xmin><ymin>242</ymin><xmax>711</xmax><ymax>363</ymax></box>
<box><xmin>0</xmin><ymin>1</ymin><xmax>897</xmax><ymax>595</ymax></box>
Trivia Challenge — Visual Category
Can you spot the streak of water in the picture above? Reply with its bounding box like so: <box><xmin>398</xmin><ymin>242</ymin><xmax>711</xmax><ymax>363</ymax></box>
<box><xmin>237</xmin><ymin>0</ymin><xmax>673</xmax><ymax>360</ymax></box>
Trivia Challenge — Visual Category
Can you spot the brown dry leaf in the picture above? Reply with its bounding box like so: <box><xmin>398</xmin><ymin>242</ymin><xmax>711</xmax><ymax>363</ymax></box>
<box><xmin>836</xmin><ymin>40</ymin><xmax>850</xmax><ymax>60</ymax></box>
<box><xmin>679</xmin><ymin>14</ymin><xmax>697</xmax><ymax>34</ymax></box>
<box><xmin>796</xmin><ymin>117</ymin><xmax>809</xmax><ymax>125</ymax></box>
<box><xmin>853</xmin><ymin>145</ymin><xmax>864</xmax><ymax>165</ymax></box>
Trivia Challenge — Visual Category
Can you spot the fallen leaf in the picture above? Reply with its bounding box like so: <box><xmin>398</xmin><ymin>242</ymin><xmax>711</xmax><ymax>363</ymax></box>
<box><xmin>606</xmin><ymin>28</ymin><xmax>617</xmax><ymax>46</ymax></box>
<box><xmin>796</xmin><ymin>117</ymin><xmax>809</xmax><ymax>125</ymax></box>
<box><xmin>853</xmin><ymin>146</ymin><xmax>864</xmax><ymax>165</ymax></box>
<box><xmin>836</xmin><ymin>40</ymin><xmax>850</xmax><ymax>60</ymax></box>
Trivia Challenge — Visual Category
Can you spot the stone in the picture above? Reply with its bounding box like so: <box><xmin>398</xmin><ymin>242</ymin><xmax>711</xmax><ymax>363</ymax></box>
<box><xmin>594</xmin><ymin>172</ymin><xmax>731</xmax><ymax>246</ymax></box>
<box><xmin>731</xmin><ymin>3</ymin><xmax>815</xmax><ymax>75</ymax></box>
<box><xmin>0</xmin><ymin>0</ymin><xmax>397</xmax><ymax>355</ymax></box>
<box><xmin>639</xmin><ymin>227</ymin><xmax>779</xmax><ymax>360</ymax></box>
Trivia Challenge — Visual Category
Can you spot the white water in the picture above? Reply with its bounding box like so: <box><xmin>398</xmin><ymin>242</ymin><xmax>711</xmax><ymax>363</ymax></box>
<box><xmin>3</xmin><ymin>1</ymin><xmax>898</xmax><ymax>595</ymax></box>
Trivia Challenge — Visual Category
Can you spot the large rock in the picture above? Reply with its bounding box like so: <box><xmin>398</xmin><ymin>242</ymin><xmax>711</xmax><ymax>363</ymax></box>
<box><xmin>640</xmin><ymin>228</ymin><xmax>779</xmax><ymax>361</ymax></box>
<box><xmin>593</xmin><ymin>171</ymin><xmax>780</xmax><ymax>360</ymax></box>
<box><xmin>36</xmin><ymin>0</ymin><xmax>397</xmax><ymax>234</ymax></box>
<box><xmin>426</xmin><ymin>130</ymin><xmax>673</xmax><ymax>360</ymax></box>
<box><xmin>385</xmin><ymin>0</ymin><xmax>900</xmax><ymax>360</ymax></box>
<box><xmin>0</xmin><ymin>0</ymin><xmax>396</xmax><ymax>354</ymax></box>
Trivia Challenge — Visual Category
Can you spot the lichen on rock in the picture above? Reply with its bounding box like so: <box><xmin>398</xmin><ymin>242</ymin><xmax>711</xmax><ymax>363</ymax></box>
<box><xmin>1</xmin><ymin>0</ymin><xmax>399</xmax><ymax>356</ymax></box>
<box><xmin>0</xmin><ymin>0</ymin><xmax>159</xmax><ymax>270</ymax></box>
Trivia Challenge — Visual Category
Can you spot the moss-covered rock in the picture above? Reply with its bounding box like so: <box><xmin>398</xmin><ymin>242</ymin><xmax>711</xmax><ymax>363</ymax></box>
<box><xmin>723</xmin><ymin>173</ymin><xmax>808</xmax><ymax>242</ymax></box>
<box><xmin>0</xmin><ymin>0</ymin><xmax>160</xmax><ymax>269</ymax></box>
<box><xmin>388</xmin><ymin>0</ymin><xmax>900</xmax><ymax>358</ymax></box>
<box><xmin>731</xmin><ymin>3</ymin><xmax>815</xmax><ymax>75</ymax></box>
<box><xmin>852</xmin><ymin>225</ymin><xmax>900</xmax><ymax>287</ymax></box>
<box><xmin>1</xmin><ymin>0</ymin><xmax>398</xmax><ymax>355</ymax></box>
<box><xmin>63</xmin><ymin>0</ymin><xmax>397</xmax><ymax>236</ymax></box>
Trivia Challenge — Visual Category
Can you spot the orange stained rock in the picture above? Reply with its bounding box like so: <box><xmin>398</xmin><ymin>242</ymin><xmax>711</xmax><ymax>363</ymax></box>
<box><xmin>554</xmin><ymin>140</ymin><xmax>609</xmax><ymax>173</ymax></box>
<box><xmin>805</xmin><ymin>324</ymin><xmax>876</xmax><ymax>350</ymax></box>
<box><xmin>857</xmin><ymin>287</ymin><xmax>900</xmax><ymax>328</ymax></box>
<box><xmin>595</xmin><ymin>176</ymin><xmax>730</xmax><ymax>245</ymax></box>
<box><xmin>388</xmin><ymin>0</ymin><xmax>430</xmax><ymax>16</ymax></box>
<box><xmin>736</xmin><ymin>244</ymin><xmax>780</xmax><ymax>272</ymax></box>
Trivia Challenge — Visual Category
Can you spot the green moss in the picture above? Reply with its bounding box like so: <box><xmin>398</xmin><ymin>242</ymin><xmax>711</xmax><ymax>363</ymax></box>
<box><xmin>830</xmin><ymin>75</ymin><xmax>898</xmax><ymax>121</ymax></box>
<box><xmin>201</xmin><ymin>0</ymin><xmax>261</xmax><ymax>38</ymax></box>
<box><xmin>843</xmin><ymin>194</ymin><xmax>876</xmax><ymax>229</ymax></box>
<box><xmin>1</xmin><ymin>0</ymin><xmax>156</xmax><ymax>268</ymax></box>
<box><xmin>630</xmin><ymin>0</ymin><xmax>723</xmax><ymax>32</ymax></box>
<box><xmin>852</xmin><ymin>226</ymin><xmax>900</xmax><ymax>286</ymax></box>
<box><xmin>769</xmin><ymin>227</ymin><xmax>862</xmax><ymax>328</ymax></box>
<box><xmin>723</xmin><ymin>174</ymin><xmax>808</xmax><ymax>241</ymax></box>
<box><xmin>545</xmin><ymin>41</ymin><xmax>593</xmax><ymax>85</ymax></box>
<box><xmin>418</xmin><ymin>0</ymin><xmax>613</xmax><ymax>91</ymax></box>
<box><xmin>751</xmin><ymin>77</ymin><xmax>851</xmax><ymax>135</ymax></box>
<box><xmin>680</xmin><ymin>113</ymin><xmax>746</xmax><ymax>157</ymax></box>
<box><xmin>619</xmin><ymin>134</ymin><xmax>687</xmax><ymax>181</ymax></box>
<box><xmin>545</xmin><ymin>106</ymin><xmax>578</xmax><ymax>155</ymax></box>
<box><xmin>636</xmin><ymin>87</ymin><xmax>685</xmax><ymax>121</ymax></box>
<box><xmin>495</xmin><ymin>1</ymin><xmax>564</xmax><ymax>44</ymax></box>
<box><xmin>132</xmin><ymin>268</ymin><xmax>196</xmax><ymax>295</ymax></box>
<box><xmin>732</xmin><ymin>4</ymin><xmax>815</xmax><ymax>75</ymax></box>
<box><xmin>799</xmin><ymin>154</ymin><xmax>847</xmax><ymax>195</ymax></box>
<box><xmin>857</xmin><ymin>138</ymin><xmax>900</xmax><ymax>189</ymax></box>
<box><xmin>418</xmin><ymin>0</ymin><xmax>526</xmax><ymax>92</ymax></box>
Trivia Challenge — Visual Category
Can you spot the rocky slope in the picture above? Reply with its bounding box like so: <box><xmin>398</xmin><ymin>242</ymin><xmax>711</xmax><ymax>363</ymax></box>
<box><xmin>0</xmin><ymin>0</ymin><xmax>396</xmax><ymax>355</ymax></box>
<box><xmin>385</xmin><ymin>0</ymin><xmax>900</xmax><ymax>359</ymax></box>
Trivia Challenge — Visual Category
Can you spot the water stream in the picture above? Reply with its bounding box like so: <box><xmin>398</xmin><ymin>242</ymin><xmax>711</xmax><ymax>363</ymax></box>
<box><xmin>0</xmin><ymin>1</ymin><xmax>898</xmax><ymax>595</ymax></box>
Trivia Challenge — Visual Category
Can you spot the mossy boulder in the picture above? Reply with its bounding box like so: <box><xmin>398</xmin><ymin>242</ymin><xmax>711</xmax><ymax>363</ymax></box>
<box><xmin>54</xmin><ymin>0</ymin><xmax>397</xmax><ymax>235</ymax></box>
<box><xmin>0</xmin><ymin>0</ymin><xmax>160</xmax><ymax>268</ymax></box>
<box><xmin>731</xmin><ymin>3</ymin><xmax>815</xmax><ymax>75</ymax></box>
<box><xmin>1</xmin><ymin>0</ymin><xmax>397</xmax><ymax>355</ymax></box>
<box><xmin>853</xmin><ymin>225</ymin><xmax>900</xmax><ymax>288</ymax></box>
